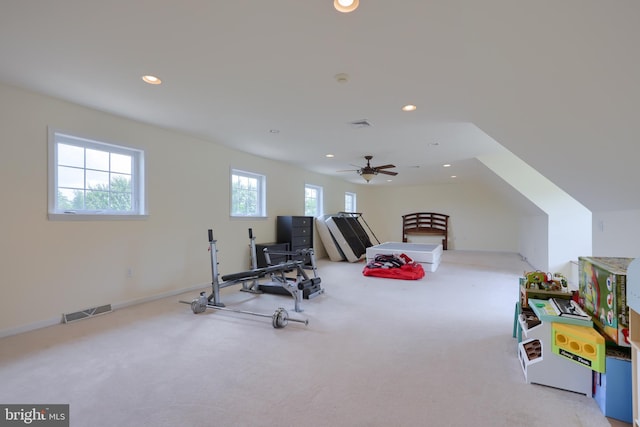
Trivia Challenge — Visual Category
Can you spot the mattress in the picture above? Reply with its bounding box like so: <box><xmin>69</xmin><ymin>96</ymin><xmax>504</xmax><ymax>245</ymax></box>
<box><xmin>366</xmin><ymin>242</ymin><xmax>443</xmax><ymax>272</ymax></box>
<box><xmin>315</xmin><ymin>217</ymin><xmax>345</xmax><ymax>262</ymax></box>
<box><xmin>325</xmin><ymin>216</ymin><xmax>367</xmax><ymax>262</ymax></box>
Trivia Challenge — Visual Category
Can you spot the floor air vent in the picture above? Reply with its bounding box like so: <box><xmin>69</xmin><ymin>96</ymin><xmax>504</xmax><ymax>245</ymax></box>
<box><xmin>63</xmin><ymin>304</ymin><xmax>112</xmax><ymax>323</ymax></box>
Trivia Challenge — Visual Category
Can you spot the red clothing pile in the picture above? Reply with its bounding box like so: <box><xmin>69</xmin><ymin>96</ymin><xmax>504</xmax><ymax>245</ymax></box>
<box><xmin>362</xmin><ymin>253</ymin><xmax>425</xmax><ymax>280</ymax></box>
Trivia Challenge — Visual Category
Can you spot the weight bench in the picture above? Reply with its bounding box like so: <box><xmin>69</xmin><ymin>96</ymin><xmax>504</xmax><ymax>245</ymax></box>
<box><xmin>205</xmin><ymin>229</ymin><xmax>309</xmax><ymax>312</ymax></box>
<box><xmin>257</xmin><ymin>247</ymin><xmax>324</xmax><ymax>300</ymax></box>
<box><xmin>220</xmin><ymin>261</ymin><xmax>302</xmax><ymax>282</ymax></box>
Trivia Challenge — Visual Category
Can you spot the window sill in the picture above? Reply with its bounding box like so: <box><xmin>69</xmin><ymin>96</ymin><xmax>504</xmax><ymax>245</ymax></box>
<box><xmin>48</xmin><ymin>213</ymin><xmax>149</xmax><ymax>221</ymax></box>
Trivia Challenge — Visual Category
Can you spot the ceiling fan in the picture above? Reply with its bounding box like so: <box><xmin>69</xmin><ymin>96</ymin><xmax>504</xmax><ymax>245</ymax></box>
<box><xmin>338</xmin><ymin>155</ymin><xmax>398</xmax><ymax>182</ymax></box>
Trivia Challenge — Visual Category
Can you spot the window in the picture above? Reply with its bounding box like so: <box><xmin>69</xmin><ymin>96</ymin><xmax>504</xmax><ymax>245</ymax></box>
<box><xmin>345</xmin><ymin>192</ymin><xmax>357</xmax><ymax>213</ymax></box>
<box><xmin>48</xmin><ymin>130</ymin><xmax>146</xmax><ymax>218</ymax></box>
<box><xmin>231</xmin><ymin>169</ymin><xmax>266</xmax><ymax>217</ymax></box>
<box><xmin>304</xmin><ymin>184</ymin><xmax>323</xmax><ymax>217</ymax></box>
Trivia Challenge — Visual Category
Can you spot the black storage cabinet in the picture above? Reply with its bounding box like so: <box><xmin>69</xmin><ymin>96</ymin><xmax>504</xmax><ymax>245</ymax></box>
<box><xmin>255</xmin><ymin>242</ymin><xmax>289</xmax><ymax>268</ymax></box>
<box><xmin>277</xmin><ymin>216</ymin><xmax>314</xmax><ymax>266</ymax></box>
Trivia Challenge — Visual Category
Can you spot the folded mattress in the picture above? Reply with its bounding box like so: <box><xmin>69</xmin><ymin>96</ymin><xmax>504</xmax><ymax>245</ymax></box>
<box><xmin>325</xmin><ymin>216</ymin><xmax>370</xmax><ymax>262</ymax></box>
<box><xmin>315</xmin><ymin>217</ymin><xmax>345</xmax><ymax>262</ymax></box>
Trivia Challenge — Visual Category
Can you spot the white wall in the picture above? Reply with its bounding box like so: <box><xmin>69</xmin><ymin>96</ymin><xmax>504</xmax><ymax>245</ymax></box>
<box><xmin>0</xmin><ymin>83</ymin><xmax>359</xmax><ymax>336</ymax></box>
<box><xmin>0</xmin><ymin>82</ymin><xmax>569</xmax><ymax>336</ymax></box>
<box><xmin>357</xmin><ymin>182</ymin><xmax>522</xmax><ymax>252</ymax></box>
<box><xmin>478</xmin><ymin>148</ymin><xmax>592</xmax><ymax>277</ymax></box>
<box><xmin>592</xmin><ymin>209</ymin><xmax>640</xmax><ymax>258</ymax></box>
<box><xmin>518</xmin><ymin>214</ymin><xmax>549</xmax><ymax>272</ymax></box>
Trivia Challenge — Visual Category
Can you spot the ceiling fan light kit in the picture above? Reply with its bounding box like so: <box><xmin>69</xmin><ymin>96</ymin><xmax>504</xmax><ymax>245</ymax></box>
<box><xmin>339</xmin><ymin>155</ymin><xmax>398</xmax><ymax>183</ymax></box>
<box><xmin>359</xmin><ymin>170</ymin><xmax>377</xmax><ymax>182</ymax></box>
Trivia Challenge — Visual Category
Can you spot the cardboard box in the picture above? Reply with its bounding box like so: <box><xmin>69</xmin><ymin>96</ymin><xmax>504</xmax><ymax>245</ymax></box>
<box><xmin>578</xmin><ymin>257</ymin><xmax>634</xmax><ymax>346</ymax></box>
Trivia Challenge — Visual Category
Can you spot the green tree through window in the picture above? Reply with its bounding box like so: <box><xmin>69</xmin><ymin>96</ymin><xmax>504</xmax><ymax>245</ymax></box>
<box><xmin>231</xmin><ymin>170</ymin><xmax>265</xmax><ymax>217</ymax></box>
<box><xmin>49</xmin><ymin>130</ymin><xmax>145</xmax><ymax>217</ymax></box>
<box><xmin>57</xmin><ymin>176</ymin><xmax>132</xmax><ymax>211</ymax></box>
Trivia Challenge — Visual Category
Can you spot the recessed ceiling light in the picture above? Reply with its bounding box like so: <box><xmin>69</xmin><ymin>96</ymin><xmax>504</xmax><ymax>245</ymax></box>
<box><xmin>334</xmin><ymin>73</ymin><xmax>349</xmax><ymax>83</ymax></box>
<box><xmin>334</xmin><ymin>0</ymin><xmax>359</xmax><ymax>13</ymax></box>
<box><xmin>451</xmin><ymin>175</ymin><xmax>457</xmax><ymax>178</ymax></box>
<box><xmin>325</xmin><ymin>154</ymin><xmax>335</xmax><ymax>158</ymax></box>
<box><xmin>402</xmin><ymin>104</ymin><xmax>417</xmax><ymax>112</ymax></box>
<box><xmin>386</xmin><ymin>179</ymin><xmax>393</xmax><ymax>182</ymax></box>
<box><xmin>443</xmin><ymin>164</ymin><xmax>451</xmax><ymax>168</ymax></box>
<box><xmin>142</xmin><ymin>75</ymin><xmax>161</xmax><ymax>85</ymax></box>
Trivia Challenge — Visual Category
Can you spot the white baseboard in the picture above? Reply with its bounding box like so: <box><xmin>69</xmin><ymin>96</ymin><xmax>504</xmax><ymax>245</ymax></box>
<box><xmin>0</xmin><ymin>316</ymin><xmax>63</xmax><ymax>339</ymax></box>
<box><xmin>0</xmin><ymin>282</ymin><xmax>210</xmax><ymax>339</ymax></box>
<box><xmin>111</xmin><ymin>282</ymin><xmax>209</xmax><ymax>310</ymax></box>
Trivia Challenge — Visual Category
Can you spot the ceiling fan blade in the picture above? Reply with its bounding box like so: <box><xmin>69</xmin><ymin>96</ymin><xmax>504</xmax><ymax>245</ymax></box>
<box><xmin>378</xmin><ymin>170</ymin><xmax>398</xmax><ymax>176</ymax></box>
<box><xmin>373</xmin><ymin>164</ymin><xmax>395</xmax><ymax>170</ymax></box>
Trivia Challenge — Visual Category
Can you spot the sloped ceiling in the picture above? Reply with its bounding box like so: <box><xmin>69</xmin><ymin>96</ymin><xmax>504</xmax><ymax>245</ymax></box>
<box><xmin>0</xmin><ymin>1</ymin><xmax>638</xmax><ymax>212</ymax></box>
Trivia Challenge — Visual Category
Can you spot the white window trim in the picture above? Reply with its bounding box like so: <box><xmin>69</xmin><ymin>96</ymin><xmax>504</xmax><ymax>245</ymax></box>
<box><xmin>345</xmin><ymin>191</ymin><xmax>357</xmax><ymax>213</ymax></box>
<box><xmin>305</xmin><ymin>184</ymin><xmax>324</xmax><ymax>217</ymax></box>
<box><xmin>47</xmin><ymin>128</ymin><xmax>147</xmax><ymax>220</ymax></box>
<box><xmin>230</xmin><ymin>168</ymin><xmax>267</xmax><ymax>218</ymax></box>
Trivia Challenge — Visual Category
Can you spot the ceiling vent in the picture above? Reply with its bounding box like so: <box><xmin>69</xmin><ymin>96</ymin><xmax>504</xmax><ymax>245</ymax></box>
<box><xmin>349</xmin><ymin>119</ymin><xmax>372</xmax><ymax>129</ymax></box>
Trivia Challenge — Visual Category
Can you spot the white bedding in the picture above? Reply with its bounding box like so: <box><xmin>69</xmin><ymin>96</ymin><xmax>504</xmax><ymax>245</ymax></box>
<box><xmin>366</xmin><ymin>242</ymin><xmax>443</xmax><ymax>272</ymax></box>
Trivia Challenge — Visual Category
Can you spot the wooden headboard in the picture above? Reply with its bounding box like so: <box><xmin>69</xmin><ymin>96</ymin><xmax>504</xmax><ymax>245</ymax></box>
<box><xmin>402</xmin><ymin>212</ymin><xmax>449</xmax><ymax>250</ymax></box>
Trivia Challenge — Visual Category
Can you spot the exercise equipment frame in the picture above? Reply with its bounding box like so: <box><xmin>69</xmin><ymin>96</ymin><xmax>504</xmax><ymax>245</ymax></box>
<box><xmin>205</xmin><ymin>228</ymin><xmax>315</xmax><ymax>312</ymax></box>
<box><xmin>257</xmin><ymin>246</ymin><xmax>324</xmax><ymax>300</ymax></box>
<box><xmin>181</xmin><ymin>292</ymin><xmax>308</xmax><ymax>329</ymax></box>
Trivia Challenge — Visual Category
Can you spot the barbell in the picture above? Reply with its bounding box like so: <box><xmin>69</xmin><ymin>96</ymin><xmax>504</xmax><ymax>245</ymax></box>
<box><xmin>180</xmin><ymin>293</ymin><xmax>308</xmax><ymax>329</ymax></box>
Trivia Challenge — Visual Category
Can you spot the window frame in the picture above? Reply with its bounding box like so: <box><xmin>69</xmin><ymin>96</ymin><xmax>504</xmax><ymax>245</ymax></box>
<box><xmin>304</xmin><ymin>184</ymin><xmax>324</xmax><ymax>217</ymax></box>
<box><xmin>230</xmin><ymin>168</ymin><xmax>267</xmax><ymax>218</ymax></box>
<box><xmin>47</xmin><ymin>128</ymin><xmax>147</xmax><ymax>221</ymax></box>
<box><xmin>345</xmin><ymin>191</ymin><xmax>357</xmax><ymax>213</ymax></box>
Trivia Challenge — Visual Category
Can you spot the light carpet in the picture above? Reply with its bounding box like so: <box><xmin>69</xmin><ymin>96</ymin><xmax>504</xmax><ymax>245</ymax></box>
<box><xmin>0</xmin><ymin>251</ymin><xmax>626</xmax><ymax>426</ymax></box>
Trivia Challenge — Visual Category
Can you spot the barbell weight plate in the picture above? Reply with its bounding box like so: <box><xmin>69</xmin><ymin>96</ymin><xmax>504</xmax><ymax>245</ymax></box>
<box><xmin>191</xmin><ymin>299</ymin><xmax>206</xmax><ymax>314</ymax></box>
<box><xmin>272</xmin><ymin>307</ymin><xmax>289</xmax><ymax>329</ymax></box>
<box><xmin>280</xmin><ymin>308</ymin><xmax>289</xmax><ymax>327</ymax></box>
